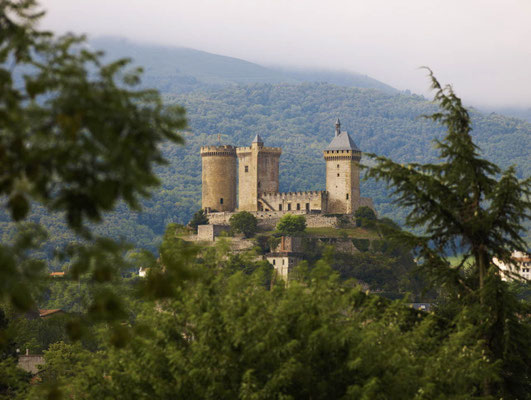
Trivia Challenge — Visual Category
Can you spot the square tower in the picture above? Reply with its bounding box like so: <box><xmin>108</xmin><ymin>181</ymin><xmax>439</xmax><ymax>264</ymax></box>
<box><xmin>236</xmin><ymin>135</ymin><xmax>282</xmax><ymax>211</ymax></box>
<box><xmin>323</xmin><ymin>120</ymin><xmax>361</xmax><ymax>214</ymax></box>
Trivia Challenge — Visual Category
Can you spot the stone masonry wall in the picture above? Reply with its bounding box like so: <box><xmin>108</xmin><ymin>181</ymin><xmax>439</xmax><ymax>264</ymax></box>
<box><xmin>197</xmin><ymin>224</ymin><xmax>231</xmax><ymax>241</ymax></box>
<box><xmin>207</xmin><ymin>211</ymin><xmax>341</xmax><ymax>229</ymax></box>
<box><xmin>324</xmin><ymin>150</ymin><xmax>361</xmax><ymax>214</ymax></box>
<box><xmin>201</xmin><ymin>145</ymin><xmax>237</xmax><ymax>212</ymax></box>
<box><xmin>260</xmin><ymin>191</ymin><xmax>327</xmax><ymax>212</ymax></box>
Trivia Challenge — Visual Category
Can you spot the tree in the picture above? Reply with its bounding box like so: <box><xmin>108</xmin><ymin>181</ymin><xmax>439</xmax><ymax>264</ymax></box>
<box><xmin>0</xmin><ymin>0</ymin><xmax>186</xmax><ymax>343</ymax></box>
<box><xmin>188</xmin><ymin>209</ymin><xmax>209</xmax><ymax>233</ymax></box>
<box><xmin>229</xmin><ymin>211</ymin><xmax>258</xmax><ymax>238</ymax></box>
<box><xmin>354</xmin><ymin>206</ymin><xmax>377</xmax><ymax>227</ymax></box>
<box><xmin>276</xmin><ymin>214</ymin><xmax>306</xmax><ymax>235</ymax></box>
<box><xmin>30</xmin><ymin>254</ymin><xmax>499</xmax><ymax>399</ymax></box>
<box><xmin>366</xmin><ymin>69</ymin><xmax>531</xmax><ymax>397</ymax></box>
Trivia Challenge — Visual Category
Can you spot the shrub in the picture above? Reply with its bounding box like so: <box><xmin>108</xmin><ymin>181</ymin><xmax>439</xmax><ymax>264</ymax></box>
<box><xmin>229</xmin><ymin>211</ymin><xmax>258</xmax><ymax>238</ymax></box>
<box><xmin>276</xmin><ymin>214</ymin><xmax>306</xmax><ymax>235</ymax></box>
<box><xmin>188</xmin><ymin>209</ymin><xmax>209</xmax><ymax>233</ymax></box>
<box><xmin>354</xmin><ymin>206</ymin><xmax>377</xmax><ymax>227</ymax></box>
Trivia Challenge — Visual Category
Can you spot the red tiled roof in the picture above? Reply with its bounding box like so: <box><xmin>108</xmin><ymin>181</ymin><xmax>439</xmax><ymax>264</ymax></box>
<box><xmin>49</xmin><ymin>272</ymin><xmax>65</xmax><ymax>277</ymax></box>
<box><xmin>38</xmin><ymin>309</ymin><xmax>63</xmax><ymax>318</ymax></box>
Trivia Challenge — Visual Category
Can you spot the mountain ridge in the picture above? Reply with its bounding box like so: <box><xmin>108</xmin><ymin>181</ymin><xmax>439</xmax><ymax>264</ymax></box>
<box><xmin>89</xmin><ymin>36</ymin><xmax>399</xmax><ymax>94</ymax></box>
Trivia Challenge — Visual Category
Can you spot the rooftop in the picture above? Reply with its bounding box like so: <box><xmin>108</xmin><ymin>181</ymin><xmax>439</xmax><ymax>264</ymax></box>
<box><xmin>326</xmin><ymin>131</ymin><xmax>360</xmax><ymax>151</ymax></box>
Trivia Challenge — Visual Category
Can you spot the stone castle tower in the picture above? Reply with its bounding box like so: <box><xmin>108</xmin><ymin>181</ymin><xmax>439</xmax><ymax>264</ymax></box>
<box><xmin>323</xmin><ymin>119</ymin><xmax>361</xmax><ymax>214</ymax></box>
<box><xmin>200</xmin><ymin>145</ymin><xmax>237</xmax><ymax>212</ymax></box>
<box><xmin>236</xmin><ymin>134</ymin><xmax>282</xmax><ymax>211</ymax></box>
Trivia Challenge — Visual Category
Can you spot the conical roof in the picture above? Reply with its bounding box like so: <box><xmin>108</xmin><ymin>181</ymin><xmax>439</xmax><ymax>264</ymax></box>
<box><xmin>326</xmin><ymin>131</ymin><xmax>359</xmax><ymax>151</ymax></box>
<box><xmin>252</xmin><ymin>134</ymin><xmax>264</xmax><ymax>144</ymax></box>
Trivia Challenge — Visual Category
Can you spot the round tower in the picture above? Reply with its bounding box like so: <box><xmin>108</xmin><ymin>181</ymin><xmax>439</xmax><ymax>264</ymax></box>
<box><xmin>200</xmin><ymin>145</ymin><xmax>237</xmax><ymax>212</ymax></box>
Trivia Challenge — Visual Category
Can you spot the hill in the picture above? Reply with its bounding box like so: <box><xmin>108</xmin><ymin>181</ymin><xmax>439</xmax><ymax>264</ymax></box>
<box><xmin>163</xmin><ymin>83</ymin><xmax>529</xmax><ymax>220</ymax></box>
<box><xmin>272</xmin><ymin>67</ymin><xmax>398</xmax><ymax>94</ymax></box>
<box><xmin>1</xmin><ymin>83</ymin><xmax>529</xmax><ymax>256</ymax></box>
<box><xmin>89</xmin><ymin>37</ymin><xmax>398</xmax><ymax>94</ymax></box>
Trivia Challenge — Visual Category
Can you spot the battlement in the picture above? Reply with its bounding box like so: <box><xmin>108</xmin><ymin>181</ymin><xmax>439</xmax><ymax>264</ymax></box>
<box><xmin>261</xmin><ymin>190</ymin><xmax>327</xmax><ymax>198</ymax></box>
<box><xmin>200</xmin><ymin>145</ymin><xmax>237</xmax><ymax>157</ymax></box>
<box><xmin>323</xmin><ymin>149</ymin><xmax>361</xmax><ymax>161</ymax></box>
<box><xmin>260</xmin><ymin>190</ymin><xmax>327</xmax><ymax>212</ymax></box>
<box><xmin>236</xmin><ymin>146</ymin><xmax>282</xmax><ymax>154</ymax></box>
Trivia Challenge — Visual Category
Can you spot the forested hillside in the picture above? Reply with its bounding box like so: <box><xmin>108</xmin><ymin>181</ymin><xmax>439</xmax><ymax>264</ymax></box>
<box><xmin>164</xmin><ymin>83</ymin><xmax>530</xmax><ymax>221</ymax></box>
<box><xmin>1</xmin><ymin>83</ymin><xmax>529</xmax><ymax>254</ymax></box>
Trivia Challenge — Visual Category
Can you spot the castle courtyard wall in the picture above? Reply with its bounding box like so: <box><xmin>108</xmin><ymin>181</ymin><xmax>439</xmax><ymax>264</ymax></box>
<box><xmin>259</xmin><ymin>191</ymin><xmax>327</xmax><ymax>212</ymax></box>
<box><xmin>207</xmin><ymin>210</ymin><xmax>343</xmax><ymax>229</ymax></box>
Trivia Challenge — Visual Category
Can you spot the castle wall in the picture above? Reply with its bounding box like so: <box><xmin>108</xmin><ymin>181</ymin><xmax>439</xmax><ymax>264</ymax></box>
<box><xmin>201</xmin><ymin>146</ymin><xmax>237</xmax><ymax>212</ymax></box>
<box><xmin>324</xmin><ymin>150</ymin><xmax>361</xmax><ymax>214</ymax></box>
<box><xmin>258</xmin><ymin>151</ymin><xmax>280</xmax><ymax>195</ymax></box>
<box><xmin>206</xmin><ymin>211</ymin><xmax>341</xmax><ymax>229</ymax></box>
<box><xmin>259</xmin><ymin>191</ymin><xmax>327</xmax><ymax>212</ymax></box>
<box><xmin>197</xmin><ymin>224</ymin><xmax>231</xmax><ymax>241</ymax></box>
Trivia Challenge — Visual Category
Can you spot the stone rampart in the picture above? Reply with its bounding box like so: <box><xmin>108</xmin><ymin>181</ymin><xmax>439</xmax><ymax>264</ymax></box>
<box><xmin>260</xmin><ymin>191</ymin><xmax>327</xmax><ymax>212</ymax></box>
<box><xmin>197</xmin><ymin>224</ymin><xmax>230</xmax><ymax>241</ymax></box>
<box><xmin>206</xmin><ymin>211</ymin><xmax>340</xmax><ymax>229</ymax></box>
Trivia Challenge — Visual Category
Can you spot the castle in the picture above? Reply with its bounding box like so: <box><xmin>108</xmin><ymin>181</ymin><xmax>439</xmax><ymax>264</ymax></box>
<box><xmin>200</xmin><ymin>119</ymin><xmax>373</xmax><ymax>220</ymax></box>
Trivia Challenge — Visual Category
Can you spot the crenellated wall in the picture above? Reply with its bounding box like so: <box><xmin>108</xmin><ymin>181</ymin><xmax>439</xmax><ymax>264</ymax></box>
<box><xmin>259</xmin><ymin>190</ymin><xmax>327</xmax><ymax>212</ymax></box>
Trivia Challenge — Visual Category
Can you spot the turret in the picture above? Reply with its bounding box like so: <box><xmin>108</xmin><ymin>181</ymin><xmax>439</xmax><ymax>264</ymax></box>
<box><xmin>200</xmin><ymin>145</ymin><xmax>237</xmax><ymax>212</ymax></box>
<box><xmin>323</xmin><ymin>121</ymin><xmax>361</xmax><ymax>214</ymax></box>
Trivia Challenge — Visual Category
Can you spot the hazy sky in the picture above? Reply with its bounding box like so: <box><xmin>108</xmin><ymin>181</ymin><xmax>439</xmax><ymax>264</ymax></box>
<box><xmin>41</xmin><ymin>0</ymin><xmax>531</xmax><ymax>108</ymax></box>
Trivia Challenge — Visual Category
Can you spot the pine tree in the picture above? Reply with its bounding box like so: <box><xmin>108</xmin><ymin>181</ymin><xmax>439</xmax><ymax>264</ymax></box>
<box><xmin>366</xmin><ymin>69</ymin><xmax>531</xmax><ymax>397</ymax></box>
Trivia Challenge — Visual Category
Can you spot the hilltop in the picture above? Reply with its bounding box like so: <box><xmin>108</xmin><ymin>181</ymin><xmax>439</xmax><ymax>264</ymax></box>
<box><xmin>90</xmin><ymin>37</ymin><xmax>398</xmax><ymax>94</ymax></box>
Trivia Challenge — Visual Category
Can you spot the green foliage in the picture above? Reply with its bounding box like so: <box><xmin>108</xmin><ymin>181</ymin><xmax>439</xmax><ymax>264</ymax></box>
<box><xmin>0</xmin><ymin>0</ymin><xmax>186</xmax><ymax>352</ymax></box>
<box><xmin>354</xmin><ymin>205</ymin><xmax>377</xmax><ymax>227</ymax></box>
<box><xmin>229</xmin><ymin>211</ymin><xmax>258</xmax><ymax>238</ymax></box>
<box><xmin>366</xmin><ymin>70</ymin><xmax>531</xmax><ymax>397</ymax></box>
<box><xmin>0</xmin><ymin>357</ymin><xmax>30</xmax><ymax>399</ymax></box>
<box><xmin>6</xmin><ymin>313</ymin><xmax>69</xmax><ymax>354</ymax></box>
<box><xmin>352</xmin><ymin>238</ymin><xmax>370</xmax><ymax>252</ymax></box>
<box><xmin>187</xmin><ymin>209</ymin><xmax>208</xmax><ymax>233</ymax></box>
<box><xmin>31</xmin><ymin>263</ymin><xmax>499</xmax><ymax>399</ymax></box>
<box><xmin>276</xmin><ymin>214</ymin><xmax>306</xmax><ymax>235</ymax></box>
<box><xmin>1</xmin><ymin>3</ymin><xmax>185</xmax><ymax>231</ymax></box>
